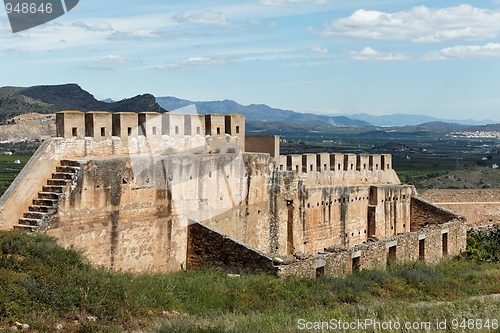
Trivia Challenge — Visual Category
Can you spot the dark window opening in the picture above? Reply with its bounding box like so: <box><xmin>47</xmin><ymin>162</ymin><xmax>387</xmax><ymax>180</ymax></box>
<box><xmin>419</xmin><ymin>239</ymin><xmax>425</xmax><ymax>261</ymax></box>
<box><xmin>236</xmin><ymin>126</ymin><xmax>240</xmax><ymax>134</ymax></box>
<box><xmin>152</xmin><ymin>127</ymin><xmax>157</xmax><ymax>136</ymax></box>
<box><xmin>442</xmin><ymin>233</ymin><xmax>448</xmax><ymax>256</ymax></box>
<box><xmin>101</xmin><ymin>127</ymin><xmax>106</xmax><ymax>137</ymax></box>
<box><xmin>387</xmin><ymin>246</ymin><xmax>396</xmax><ymax>266</ymax></box>
<box><xmin>72</xmin><ymin>127</ymin><xmax>78</xmax><ymax>137</ymax></box>
<box><xmin>352</xmin><ymin>257</ymin><xmax>360</xmax><ymax>273</ymax></box>
<box><xmin>217</xmin><ymin>127</ymin><xmax>221</xmax><ymax>135</ymax></box>
<box><xmin>175</xmin><ymin>126</ymin><xmax>179</xmax><ymax>135</ymax></box>
<box><xmin>316</xmin><ymin>266</ymin><xmax>325</xmax><ymax>278</ymax></box>
<box><xmin>127</xmin><ymin>127</ymin><xmax>132</xmax><ymax>136</ymax></box>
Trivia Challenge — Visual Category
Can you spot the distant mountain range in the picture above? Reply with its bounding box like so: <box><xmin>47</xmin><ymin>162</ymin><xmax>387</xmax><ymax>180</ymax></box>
<box><xmin>0</xmin><ymin>84</ymin><xmax>497</xmax><ymax>129</ymax></box>
<box><xmin>0</xmin><ymin>84</ymin><xmax>165</xmax><ymax>123</ymax></box>
<box><xmin>155</xmin><ymin>97</ymin><xmax>369</xmax><ymax>127</ymax></box>
<box><xmin>343</xmin><ymin>113</ymin><xmax>496</xmax><ymax>126</ymax></box>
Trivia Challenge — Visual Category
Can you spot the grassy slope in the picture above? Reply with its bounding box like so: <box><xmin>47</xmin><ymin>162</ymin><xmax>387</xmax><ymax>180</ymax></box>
<box><xmin>0</xmin><ymin>230</ymin><xmax>499</xmax><ymax>332</ymax></box>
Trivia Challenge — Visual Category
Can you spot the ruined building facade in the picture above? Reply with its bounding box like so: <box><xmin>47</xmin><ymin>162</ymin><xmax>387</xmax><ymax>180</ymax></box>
<box><xmin>0</xmin><ymin>111</ymin><xmax>466</xmax><ymax>277</ymax></box>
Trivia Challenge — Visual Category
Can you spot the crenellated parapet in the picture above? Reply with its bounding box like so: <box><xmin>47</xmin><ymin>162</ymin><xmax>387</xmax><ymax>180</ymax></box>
<box><xmin>55</xmin><ymin>111</ymin><xmax>246</xmax><ymax>158</ymax></box>
<box><xmin>278</xmin><ymin>152</ymin><xmax>399</xmax><ymax>185</ymax></box>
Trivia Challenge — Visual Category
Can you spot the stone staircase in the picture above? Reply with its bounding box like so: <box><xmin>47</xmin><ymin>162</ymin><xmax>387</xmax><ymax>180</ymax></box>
<box><xmin>14</xmin><ymin>160</ymin><xmax>80</xmax><ymax>231</ymax></box>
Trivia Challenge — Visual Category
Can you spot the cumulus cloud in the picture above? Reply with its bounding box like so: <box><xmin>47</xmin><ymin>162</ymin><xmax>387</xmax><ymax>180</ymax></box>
<box><xmin>96</xmin><ymin>55</ymin><xmax>137</xmax><ymax>64</ymax></box>
<box><xmin>0</xmin><ymin>46</ymin><xmax>29</xmax><ymax>54</ymax></box>
<box><xmin>422</xmin><ymin>42</ymin><xmax>500</xmax><ymax>60</ymax></box>
<box><xmin>311</xmin><ymin>5</ymin><xmax>500</xmax><ymax>42</ymax></box>
<box><xmin>349</xmin><ymin>47</ymin><xmax>408</xmax><ymax>61</ymax></box>
<box><xmin>71</xmin><ymin>21</ymin><xmax>113</xmax><ymax>32</ymax></box>
<box><xmin>260</xmin><ymin>0</ymin><xmax>331</xmax><ymax>5</ymax></box>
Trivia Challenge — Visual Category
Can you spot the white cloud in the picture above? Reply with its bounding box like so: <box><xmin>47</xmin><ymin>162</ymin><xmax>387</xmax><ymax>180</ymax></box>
<box><xmin>172</xmin><ymin>10</ymin><xmax>232</xmax><ymax>26</ymax></box>
<box><xmin>259</xmin><ymin>0</ymin><xmax>331</xmax><ymax>6</ymax></box>
<box><xmin>171</xmin><ymin>10</ymin><xmax>268</xmax><ymax>29</ymax></box>
<box><xmin>153</xmin><ymin>56</ymin><xmax>232</xmax><ymax>72</ymax></box>
<box><xmin>349</xmin><ymin>47</ymin><xmax>408</xmax><ymax>61</ymax></box>
<box><xmin>96</xmin><ymin>55</ymin><xmax>137</xmax><ymax>64</ymax></box>
<box><xmin>180</xmin><ymin>56</ymin><xmax>231</xmax><ymax>65</ymax></box>
<box><xmin>423</xmin><ymin>42</ymin><xmax>500</xmax><ymax>60</ymax></box>
<box><xmin>0</xmin><ymin>46</ymin><xmax>29</xmax><ymax>54</ymax></box>
<box><xmin>79</xmin><ymin>65</ymin><xmax>113</xmax><ymax>71</ymax></box>
<box><xmin>311</xmin><ymin>5</ymin><xmax>500</xmax><ymax>42</ymax></box>
<box><xmin>311</xmin><ymin>46</ymin><xmax>329</xmax><ymax>54</ymax></box>
<box><xmin>71</xmin><ymin>21</ymin><xmax>114</xmax><ymax>32</ymax></box>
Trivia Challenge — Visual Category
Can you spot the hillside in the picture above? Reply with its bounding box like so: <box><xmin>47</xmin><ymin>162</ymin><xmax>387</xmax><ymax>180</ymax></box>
<box><xmin>415</xmin><ymin>165</ymin><xmax>500</xmax><ymax>192</ymax></box>
<box><xmin>0</xmin><ymin>229</ymin><xmax>500</xmax><ymax>332</ymax></box>
<box><xmin>0</xmin><ymin>84</ymin><xmax>166</xmax><ymax>124</ymax></box>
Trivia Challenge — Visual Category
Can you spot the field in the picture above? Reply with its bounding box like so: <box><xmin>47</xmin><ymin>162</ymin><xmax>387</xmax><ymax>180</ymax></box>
<box><xmin>0</xmin><ymin>154</ymin><xmax>31</xmax><ymax>197</ymax></box>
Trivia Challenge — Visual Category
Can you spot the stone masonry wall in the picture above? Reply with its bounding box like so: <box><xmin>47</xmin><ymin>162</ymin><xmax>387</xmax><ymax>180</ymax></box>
<box><xmin>410</xmin><ymin>197</ymin><xmax>462</xmax><ymax>231</ymax></box>
<box><xmin>187</xmin><ymin>221</ymin><xmax>278</xmax><ymax>274</ymax></box>
<box><xmin>421</xmin><ymin>189</ymin><xmax>500</xmax><ymax>227</ymax></box>
<box><xmin>277</xmin><ymin>220</ymin><xmax>467</xmax><ymax>278</ymax></box>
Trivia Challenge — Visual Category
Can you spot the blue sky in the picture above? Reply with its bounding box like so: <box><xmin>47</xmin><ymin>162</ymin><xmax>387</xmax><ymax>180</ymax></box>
<box><xmin>1</xmin><ymin>0</ymin><xmax>500</xmax><ymax>121</ymax></box>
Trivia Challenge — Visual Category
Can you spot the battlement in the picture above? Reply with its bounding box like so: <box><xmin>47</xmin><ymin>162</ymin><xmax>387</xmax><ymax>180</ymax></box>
<box><xmin>278</xmin><ymin>153</ymin><xmax>399</xmax><ymax>185</ymax></box>
<box><xmin>55</xmin><ymin>111</ymin><xmax>245</xmax><ymax>157</ymax></box>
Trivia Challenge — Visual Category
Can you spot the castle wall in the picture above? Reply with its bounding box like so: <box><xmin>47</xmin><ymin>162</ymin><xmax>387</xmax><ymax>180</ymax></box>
<box><xmin>277</xmin><ymin>220</ymin><xmax>466</xmax><ymax>278</ymax></box>
<box><xmin>420</xmin><ymin>189</ymin><xmax>500</xmax><ymax>227</ymax></box>
<box><xmin>44</xmin><ymin>152</ymin><xmax>275</xmax><ymax>272</ymax></box>
<box><xmin>289</xmin><ymin>184</ymin><xmax>413</xmax><ymax>254</ymax></box>
<box><xmin>246</xmin><ymin>135</ymin><xmax>279</xmax><ymax>159</ymax></box>
<box><xmin>410</xmin><ymin>197</ymin><xmax>462</xmax><ymax>232</ymax></box>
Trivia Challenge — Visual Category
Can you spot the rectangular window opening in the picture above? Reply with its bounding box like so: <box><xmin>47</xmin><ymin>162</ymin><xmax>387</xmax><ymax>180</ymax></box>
<box><xmin>175</xmin><ymin>126</ymin><xmax>179</xmax><ymax>135</ymax></box>
<box><xmin>352</xmin><ymin>257</ymin><xmax>360</xmax><ymax>273</ymax></box>
<box><xmin>217</xmin><ymin>127</ymin><xmax>221</xmax><ymax>135</ymax></box>
<box><xmin>316</xmin><ymin>266</ymin><xmax>325</xmax><ymax>278</ymax></box>
<box><xmin>196</xmin><ymin>127</ymin><xmax>201</xmax><ymax>135</ymax></box>
<box><xmin>72</xmin><ymin>127</ymin><xmax>78</xmax><ymax>137</ymax></box>
<box><xmin>419</xmin><ymin>239</ymin><xmax>425</xmax><ymax>261</ymax></box>
<box><xmin>236</xmin><ymin>126</ymin><xmax>240</xmax><ymax>134</ymax></box>
<box><xmin>100</xmin><ymin>127</ymin><xmax>106</xmax><ymax>137</ymax></box>
<box><xmin>442</xmin><ymin>233</ymin><xmax>448</xmax><ymax>256</ymax></box>
<box><xmin>387</xmin><ymin>246</ymin><xmax>396</xmax><ymax>267</ymax></box>
<box><xmin>152</xmin><ymin>126</ymin><xmax>157</xmax><ymax>136</ymax></box>
<box><xmin>127</xmin><ymin>127</ymin><xmax>132</xmax><ymax>136</ymax></box>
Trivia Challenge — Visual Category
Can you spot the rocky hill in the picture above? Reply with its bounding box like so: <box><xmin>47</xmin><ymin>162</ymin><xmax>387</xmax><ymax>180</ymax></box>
<box><xmin>0</xmin><ymin>84</ymin><xmax>166</xmax><ymax>124</ymax></box>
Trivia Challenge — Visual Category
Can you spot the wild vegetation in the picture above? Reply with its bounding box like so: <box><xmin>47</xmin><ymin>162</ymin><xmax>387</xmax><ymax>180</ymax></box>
<box><xmin>0</xmin><ymin>228</ymin><xmax>499</xmax><ymax>332</ymax></box>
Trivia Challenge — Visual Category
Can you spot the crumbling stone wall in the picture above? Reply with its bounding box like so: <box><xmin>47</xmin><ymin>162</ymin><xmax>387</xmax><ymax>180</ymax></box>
<box><xmin>421</xmin><ymin>189</ymin><xmax>500</xmax><ymax>226</ymax></box>
<box><xmin>277</xmin><ymin>220</ymin><xmax>466</xmax><ymax>278</ymax></box>
<box><xmin>410</xmin><ymin>197</ymin><xmax>461</xmax><ymax>231</ymax></box>
<box><xmin>187</xmin><ymin>221</ymin><xmax>277</xmax><ymax>274</ymax></box>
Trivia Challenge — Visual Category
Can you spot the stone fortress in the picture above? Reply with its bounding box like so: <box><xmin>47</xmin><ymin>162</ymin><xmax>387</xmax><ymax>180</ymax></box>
<box><xmin>0</xmin><ymin>110</ymin><xmax>467</xmax><ymax>277</ymax></box>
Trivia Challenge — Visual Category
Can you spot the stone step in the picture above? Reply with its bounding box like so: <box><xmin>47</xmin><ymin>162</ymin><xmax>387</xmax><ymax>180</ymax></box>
<box><xmin>42</xmin><ymin>185</ymin><xmax>65</xmax><ymax>193</ymax></box>
<box><xmin>18</xmin><ymin>218</ymin><xmax>41</xmax><ymax>226</ymax></box>
<box><xmin>33</xmin><ymin>199</ymin><xmax>57</xmax><ymax>207</ymax></box>
<box><xmin>60</xmin><ymin>160</ymin><xmax>80</xmax><ymax>167</ymax></box>
<box><xmin>23</xmin><ymin>212</ymin><xmax>46</xmax><ymax>220</ymax></box>
<box><xmin>38</xmin><ymin>192</ymin><xmax>61</xmax><ymax>200</ymax></box>
<box><xmin>47</xmin><ymin>179</ymin><xmax>69</xmax><ymax>186</ymax></box>
<box><xmin>51</xmin><ymin>172</ymin><xmax>75</xmax><ymax>180</ymax></box>
<box><xmin>56</xmin><ymin>166</ymin><xmax>80</xmax><ymax>173</ymax></box>
<box><xmin>13</xmin><ymin>224</ymin><xmax>40</xmax><ymax>231</ymax></box>
<box><xmin>29</xmin><ymin>205</ymin><xmax>52</xmax><ymax>213</ymax></box>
